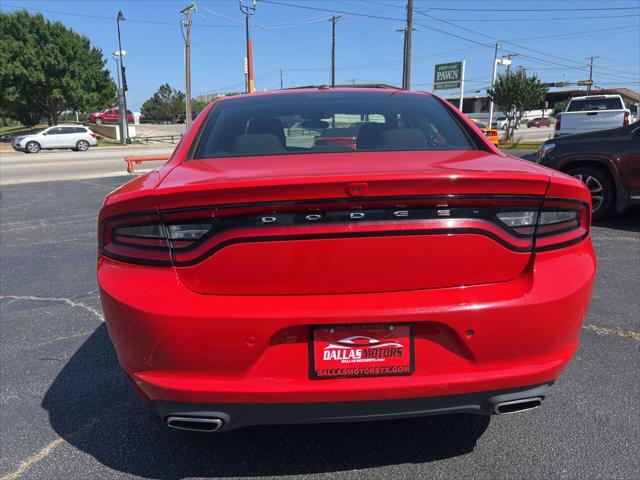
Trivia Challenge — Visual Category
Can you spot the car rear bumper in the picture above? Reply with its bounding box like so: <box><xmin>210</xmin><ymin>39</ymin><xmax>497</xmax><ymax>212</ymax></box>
<box><xmin>152</xmin><ymin>383</ymin><xmax>552</xmax><ymax>431</ymax></box>
<box><xmin>98</xmin><ymin>238</ymin><xmax>595</xmax><ymax>412</ymax></box>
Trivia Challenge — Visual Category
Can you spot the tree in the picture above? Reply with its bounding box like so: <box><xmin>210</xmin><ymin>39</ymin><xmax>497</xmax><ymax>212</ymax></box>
<box><xmin>192</xmin><ymin>99</ymin><xmax>209</xmax><ymax>113</ymax></box>
<box><xmin>551</xmin><ymin>99</ymin><xmax>569</xmax><ymax>118</ymax></box>
<box><xmin>140</xmin><ymin>84</ymin><xmax>186</xmax><ymax>123</ymax></box>
<box><xmin>0</xmin><ymin>11</ymin><xmax>116</xmax><ymax>126</ymax></box>
<box><xmin>487</xmin><ymin>70</ymin><xmax>548</xmax><ymax>141</ymax></box>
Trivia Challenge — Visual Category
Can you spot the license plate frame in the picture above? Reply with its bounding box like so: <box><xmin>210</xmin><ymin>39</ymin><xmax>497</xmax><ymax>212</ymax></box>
<box><xmin>309</xmin><ymin>323</ymin><xmax>415</xmax><ymax>380</ymax></box>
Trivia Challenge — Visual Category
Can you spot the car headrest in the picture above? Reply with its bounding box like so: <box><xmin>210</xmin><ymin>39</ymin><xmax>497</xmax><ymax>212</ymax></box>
<box><xmin>356</xmin><ymin>122</ymin><xmax>388</xmax><ymax>150</ymax></box>
<box><xmin>245</xmin><ymin>117</ymin><xmax>286</xmax><ymax>146</ymax></box>
<box><xmin>232</xmin><ymin>134</ymin><xmax>284</xmax><ymax>155</ymax></box>
<box><xmin>380</xmin><ymin>129</ymin><xmax>430</xmax><ymax>149</ymax></box>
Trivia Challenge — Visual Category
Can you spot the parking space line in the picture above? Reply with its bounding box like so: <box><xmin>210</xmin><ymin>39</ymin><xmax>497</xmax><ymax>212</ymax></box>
<box><xmin>0</xmin><ymin>398</ymin><xmax>132</xmax><ymax>480</ymax></box>
<box><xmin>583</xmin><ymin>324</ymin><xmax>640</xmax><ymax>341</ymax></box>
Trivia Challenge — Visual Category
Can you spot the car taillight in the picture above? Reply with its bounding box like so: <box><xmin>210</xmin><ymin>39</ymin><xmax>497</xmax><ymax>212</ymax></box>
<box><xmin>555</xmin><ymin>114</ymin><xmax>561</xmax><ymax>131</ymax></box>
<box><xmin>496</xmin><ymin>199</ymin><xmax>589</xmax><ymax>251</ymax></box>
<box><xmin>100</xmin><ymin>212</ymin><xmax>213</xmax><ymax>265</ymax></box>
<box><xmin>533</xmin><ymin>199</ymin><xmax>590</xmax><ymax>251</ymax></box>
<box><xmin>90</xmin><ymin>133</ymin><xmax>97</xmax><ymax>138</ymax></box>
<box><xmin>623</xmin><ymin>111</ymin><xmax>629</xmax><ymax>126</ymax></box>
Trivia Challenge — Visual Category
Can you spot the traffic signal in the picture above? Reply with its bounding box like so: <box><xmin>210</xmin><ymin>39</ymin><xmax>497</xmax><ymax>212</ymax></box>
<box><xmin>544</xmin><ymin>101</ymin><xmax>549</xmax><ymax>109</ymax></box>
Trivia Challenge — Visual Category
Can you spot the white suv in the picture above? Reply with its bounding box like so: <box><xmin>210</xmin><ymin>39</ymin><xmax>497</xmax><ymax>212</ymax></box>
<box><xmin>11</xmin><ymin>125</ymin><xmax>98</xmax><ymax>154</ymax></box>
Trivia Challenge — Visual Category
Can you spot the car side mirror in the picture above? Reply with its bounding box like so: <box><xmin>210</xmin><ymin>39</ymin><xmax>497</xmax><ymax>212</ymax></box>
<box><xmin>42</xmin><ymin>132</ymin><xmax>47</xmax><ymax>136</ymax></box>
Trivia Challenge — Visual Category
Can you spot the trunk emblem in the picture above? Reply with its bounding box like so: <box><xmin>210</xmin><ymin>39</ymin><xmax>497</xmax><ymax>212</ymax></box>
<box><xmin>347</xmin><ymin>182</ymin><xmax>368</xmax><ymax>197</ymax></box>
<box><xmin>350</xmin><ymin>212</ymin><xmax>366</xmax><ymax>219</ymax></box>
<box><xmin>394</xmin><ymin>210</ymin><xmax>409</xmax><ymax>217</ymax></box>
<box><xmin>261</xmin><ymin>216</ymin><xmax>277</xmax><ymax>224</ymax></box>
<box><xmin>305</xmin><ymin>214</ymin><xmax>322</xmax><ymax>221</ymax></box>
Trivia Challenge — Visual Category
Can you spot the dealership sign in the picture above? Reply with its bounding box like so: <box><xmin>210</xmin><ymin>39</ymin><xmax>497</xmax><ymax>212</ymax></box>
<box><xmin>434</xmin><ymin>62</ymin><xmax>464</xmax><ymax>90</ymax></box>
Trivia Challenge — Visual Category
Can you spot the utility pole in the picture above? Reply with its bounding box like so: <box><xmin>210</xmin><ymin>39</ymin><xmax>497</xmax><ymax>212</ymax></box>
<box><xmin>180</xmin><ymin>3</ymin><xmax>196</xmax><ymax>128</ymax></box>
<box><xmin>116</xmin><ymin>11</ymin><xmax>129</xmax><ymax>144</ymax></box>
<box><xmin>112</xmin><ymin>51</ymin><xmax>126</xmax><ymax>144</ymax></box>
<box><xmin>504</xmin><ymin>53</ymin><xmax>518</xmax><ymax>75</ymax></box>
<box><xmin>239</xmin><ymin>1</ymin><xmax>257</xmax><ymax>93</ymax></box>
<box><xmin>488</xmin><ymin>42</ymin><xmax>500</xmax><ymax>129</ymax></box>
<box><xmin>279</xmin><ymin>69</ymin><xmax>284</xmax><ymax>89</ymax></box>
<box><xmin>401</xmin><ymin>0</ymin><xmax>413</xmax><ymax>90</ymax></box>
<box><xmin>586</xmin><ymin>55</ymin><xmax>599</xmax><ymax>95</ymax></box>
<box><xmin>329</xmin><ymin>15</ymin><xmax>341</xmax><ymax>87</ymax></box>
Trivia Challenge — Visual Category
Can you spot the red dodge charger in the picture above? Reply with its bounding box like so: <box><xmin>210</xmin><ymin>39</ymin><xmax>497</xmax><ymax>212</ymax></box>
<box><xmin>98</xmin><ymin>88</ymin><xmax>596</xmax><ymax>432</ymax></box>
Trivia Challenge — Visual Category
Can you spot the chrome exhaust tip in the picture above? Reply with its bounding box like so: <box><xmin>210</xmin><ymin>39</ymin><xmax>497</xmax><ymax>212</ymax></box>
<box><xmin>494</xmin><ymin>397</ymin><xmax>542</xmax><ymax>415</ymax></box>
<box><xmin>166</xmin><ymin>416</ymin><xmax>224</xmax><ymax>432</ymax></box>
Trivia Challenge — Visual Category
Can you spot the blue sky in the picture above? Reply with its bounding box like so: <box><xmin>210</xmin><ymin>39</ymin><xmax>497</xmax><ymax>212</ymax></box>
<box><xmin>2</xmin><ymin>0</ymin><xmax>639</xmax><ymax>110</ymax></box>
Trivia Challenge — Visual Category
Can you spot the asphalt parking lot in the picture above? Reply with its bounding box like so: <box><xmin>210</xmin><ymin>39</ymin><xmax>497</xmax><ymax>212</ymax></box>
<box><xmin>1</xmin><ymin>174</ymin><xmax>638</xmax><ymax>480</ymax></box>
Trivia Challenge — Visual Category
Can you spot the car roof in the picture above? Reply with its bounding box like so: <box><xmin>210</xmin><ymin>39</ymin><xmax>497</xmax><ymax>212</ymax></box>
<box><xmin>570</xmin><ymin>94</ymin><xmax>620</xmax><ymax>100</ymax></box>
<box><xmin>213</xmin><ymin>87</ymin><xmax>432</xmax><ymax>105</ymax></box>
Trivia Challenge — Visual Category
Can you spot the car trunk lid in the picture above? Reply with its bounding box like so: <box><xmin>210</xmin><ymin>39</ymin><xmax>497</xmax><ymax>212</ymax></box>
<box><xmin>154</xmin><ymin>151</ymin><xmax>549</xmax><ymax>295</ymax></box>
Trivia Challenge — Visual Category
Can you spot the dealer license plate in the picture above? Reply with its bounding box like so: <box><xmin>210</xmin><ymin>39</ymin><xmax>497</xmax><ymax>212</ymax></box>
<box><xmin>310</xmin><ymin>323</ymin><xmax>414</xmax><ymax>379</ymax></box>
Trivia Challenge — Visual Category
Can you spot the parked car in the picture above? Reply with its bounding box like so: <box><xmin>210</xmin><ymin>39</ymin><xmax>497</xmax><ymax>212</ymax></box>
<box><xmin>89</xmin><ymin>108</ymin><xmax>134</xmax><ymax>125</ymax></box>
<box><xmin>538</xmin><ymin>120</ymin><xmax>640</xmax><ymax>219</ymax></box>
<box><xmin>527</xmin><ymin>117</ymin><xmax>550</xmax><ymax>128</ymax></box>
<box><xmin>313</xmin><ymin>124</ymin><xmax>361</xmax><ymax>150</ymax></box>
<box><xmin>555</xmin><ymin>94</ymin><xmax>630</xmax><ymax>137</ymax></box>
<box><xmin>11</xmin><ymin>125</ymin><xmax>97</xmax><ymax>153</ymax></box>
<box><xmin>491</xmin><ymin>116</ymin><xmax>520</xmax><ymax>131</ymax></box>
<box><xmin>471</xmin><ymin>119</ymin><xmax>500</xmax><ymax>145</ymax></box>
<box><xmin>174</xmin><ymin>110</ymin><xmax>201</xmax><ymax>124</ymax></box>
<box><xmin>98</xmin><ymin>87</ymin><xmax>595</xmax><ymax>432</ymax></box>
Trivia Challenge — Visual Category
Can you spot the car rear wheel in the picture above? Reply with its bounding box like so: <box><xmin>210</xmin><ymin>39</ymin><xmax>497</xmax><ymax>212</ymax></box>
<box><xmin>566</xmin><ymin>166</ymin><xmax>613</xmax><ymax>220</ymax></box>
<box><xmin>75</xmin><ymin>140</ymin><xmax>90</xmax><ymax>152</ymax></box>
<box><xmin>95</xmin><ymin>118</ymin><xmax>103</xmax><ymax>125</ymax></box>
<box><xmin>25</xmin><ymin>141</ymin><xmax>41</xmax><ymax>154</ymax></box>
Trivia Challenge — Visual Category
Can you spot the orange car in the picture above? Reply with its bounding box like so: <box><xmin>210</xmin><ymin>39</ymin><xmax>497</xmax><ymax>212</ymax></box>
<box><xmin>472</xmin><ymin>119</ymin><xmax>500</xmax><ymax>145</ymax></box>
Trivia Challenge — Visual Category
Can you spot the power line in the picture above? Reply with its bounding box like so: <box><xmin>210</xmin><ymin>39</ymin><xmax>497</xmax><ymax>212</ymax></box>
<box><xmin>405</xmin><ymin>14</ymin><xmax>638</xmax><ymax>22</ymax></box>
<box><xmin>257</xmin><ymin>0</ymin><xmax>405</xmax><ymax>21</ymax></box>
<box><xmin>507</xmin><ymin>25</ymin><xmax>639</xmax><ymax>44</ymax></box>
<box><xmin>424</xmin><ymin>6</ymin><xmax>640</xmax><ymax>12</ymax></box>
<box><xmin>412</xmin><ymin>9</ymin><xmax>640</xmax><ymax>80</ymax></box>
<box><xmin>1</xmin><ymin>4</ymin><xmax>240</xmax><ymax>27</ymax></box>
<box><xmin>358</xmin><ymin>2</ymin><xmax>639</xmax><ymax>81</ymax></box>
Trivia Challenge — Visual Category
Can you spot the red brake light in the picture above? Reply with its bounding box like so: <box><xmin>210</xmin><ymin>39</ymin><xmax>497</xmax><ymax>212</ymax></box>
<box><xmin>623</xmin><ymin>111</ymin><xmax>630</xmax><ymax>126</ymax></box>
<box><xmin>555</xmin><ymin>114</ymin><xmax>561</xmax><ymax>131</ymax></box>
<box><xmin>100</xmin><ymin>212</ymin><xmax>213</xmax><ymax>265</ymax></box>
<box><xmin>533</xmin><ymin>199</ymin><xmax>590</xmax><ymax>252</ymax></box>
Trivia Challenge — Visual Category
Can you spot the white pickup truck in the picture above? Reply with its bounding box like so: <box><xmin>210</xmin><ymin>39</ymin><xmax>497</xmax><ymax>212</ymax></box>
<box><xmin>555</xmin><ymin>94</ymin><xmax>630</xmax><ymax>137</ymax></box>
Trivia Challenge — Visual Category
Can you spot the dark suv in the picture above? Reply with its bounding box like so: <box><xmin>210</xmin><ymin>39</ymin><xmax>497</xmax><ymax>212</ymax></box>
<box><xmin>537</xmin><ymin>121</ymin><xmax>640</xmax><ymax>219</ymax></box>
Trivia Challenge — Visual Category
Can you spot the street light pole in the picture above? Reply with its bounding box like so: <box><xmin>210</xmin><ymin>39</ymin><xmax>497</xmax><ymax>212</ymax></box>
<box><xmin>488</xmin><ymin>42</ymin><xmax>500</xmax><ymax>129</ymax></box>
<box><xmin>239</xmin><ymin>1</ymin><xmax>256</xmax><ymax>93</ymax></box>
<box><xmin>116</xmin><ymin>11</ymin><xmax>129</xmax><ymax>144</ymax></box>
<box><xmin>112</xmin><ymin>52</ymin><xmax>126</xmax><ymax>144</ymax></box>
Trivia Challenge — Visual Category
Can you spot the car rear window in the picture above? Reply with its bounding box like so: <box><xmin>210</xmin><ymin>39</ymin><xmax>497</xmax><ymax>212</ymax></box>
<box><xmin>567</xmin><ymin>97</ymin><xmax>624</xmax><ymax>111</ymax></box>
<box><xmin>192</xmin><ymin>91</ymin><xmax>475</xmax><ymax>159</ymax></box>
